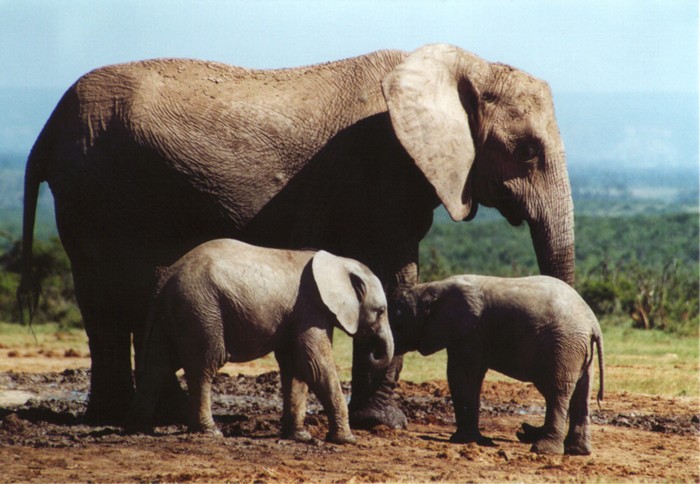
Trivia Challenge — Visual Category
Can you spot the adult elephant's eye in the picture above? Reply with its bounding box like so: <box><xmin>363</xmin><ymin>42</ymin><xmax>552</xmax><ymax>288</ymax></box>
<box><xmin>516</xmin><ymin>141</ymin><xmax>540</xmax><ymax>163</ymax></box>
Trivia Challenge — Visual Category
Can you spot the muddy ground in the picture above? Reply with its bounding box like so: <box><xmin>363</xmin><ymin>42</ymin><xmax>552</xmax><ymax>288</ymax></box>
<box><xmin>0</xmin><ymin>351</ymin><xmax>698</xmax><ymax>482</ymax></box>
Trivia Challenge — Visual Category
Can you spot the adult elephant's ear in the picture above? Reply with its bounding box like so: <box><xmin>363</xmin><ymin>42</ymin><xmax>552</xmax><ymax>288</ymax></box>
<box><xmin>382</xmin><ymin>44</ymin><xmax>488</xmax><ymax>221</ymax></box>
<box><xmin>312</xmin><ymin>251</ymin><xmax>363</xmax><ymax>335</ymax></box>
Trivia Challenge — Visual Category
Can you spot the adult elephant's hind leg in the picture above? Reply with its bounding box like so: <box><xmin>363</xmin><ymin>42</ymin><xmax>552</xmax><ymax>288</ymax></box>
<box><xmin>74</xmin><ymin>270</ymin><xmax>135</xmax><ymax>425</ymax></box>
<box><xmin>82</xmin><ymin>312</ymin><xmax>135</xmax><ymax>425</ymax></box>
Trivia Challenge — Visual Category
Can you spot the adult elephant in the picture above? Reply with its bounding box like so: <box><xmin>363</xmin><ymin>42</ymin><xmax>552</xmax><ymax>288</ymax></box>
<box><xmin>19</xmin><ymin>44</ymin><xmax>575</xmax><ymax>427</ymax></box>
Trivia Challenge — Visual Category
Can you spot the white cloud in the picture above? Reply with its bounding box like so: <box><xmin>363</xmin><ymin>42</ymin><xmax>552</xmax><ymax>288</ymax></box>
<box><xmin>607</xmin><ymin>126</ymin><xmax>679</xmax><ymax>167</ymax></box>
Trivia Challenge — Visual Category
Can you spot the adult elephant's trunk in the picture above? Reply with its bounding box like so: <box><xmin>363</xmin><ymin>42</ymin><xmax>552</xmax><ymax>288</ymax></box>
<box><xmin>527</xmin><ymin>161</ymin><xmax>576</xmax><ymax>285</ymax></box>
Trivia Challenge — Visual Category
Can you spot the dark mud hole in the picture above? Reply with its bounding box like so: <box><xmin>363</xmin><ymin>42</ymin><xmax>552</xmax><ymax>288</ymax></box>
<box><xmin>1</xmin><ymin>369</ymin><xmax>698</xmax><ymax>447</ymax></box>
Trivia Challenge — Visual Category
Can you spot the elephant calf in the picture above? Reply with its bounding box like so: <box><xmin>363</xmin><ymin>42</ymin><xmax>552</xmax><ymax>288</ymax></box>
<box><xmin>126</xmin><ymin>239</ymin><xmax>393</xmax><ymax>444</ymax></box>
<box><xmin>391</xmin><ymin>274</ymin><xmax>604</xmax><ymax>455</ymax></box>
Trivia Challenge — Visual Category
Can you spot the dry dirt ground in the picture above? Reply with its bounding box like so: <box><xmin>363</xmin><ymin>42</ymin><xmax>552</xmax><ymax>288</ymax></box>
<box><xmin>0</xmin><ymin>346</ymin><xmax>698</xmax><ymax>482</ymax></box>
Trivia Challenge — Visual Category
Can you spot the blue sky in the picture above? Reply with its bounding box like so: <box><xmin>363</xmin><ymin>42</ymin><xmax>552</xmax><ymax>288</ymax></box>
<box><xmin>1</xmin><ymin>0</ymin><xmax>697</xmax><ymax>93</ymax></box>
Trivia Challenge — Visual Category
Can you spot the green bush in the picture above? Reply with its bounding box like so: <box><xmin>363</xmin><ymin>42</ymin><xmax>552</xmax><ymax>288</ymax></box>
<box><xmin>577</xmin><ymin>277</ymin><xmax>617</xmax><ymax>315</ymax></box>
<box><xmin>420</xmin><ymin>246</ymin><xmax>453</xmax><ymax>283</ymax></box>
<box><xmin>0</xmin><ymin>237</ymin><xmax>82</xmax><ymax>329</ymax></box>
<box><xmin>578</xmin><ymin>259</ymin><xmax>698</xmax><ymax>335</ymax></box>
<box><xmin>0</xmin><ymin>270</ymin><xmax>19</xmax><ymax>322</ymax></box>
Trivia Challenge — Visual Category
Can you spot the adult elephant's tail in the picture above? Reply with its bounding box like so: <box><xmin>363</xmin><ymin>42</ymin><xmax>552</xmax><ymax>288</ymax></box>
<box><xmin>17</xmin><ymin>127</ymin><xmax>50</xmax><ymax>323</ymax></box>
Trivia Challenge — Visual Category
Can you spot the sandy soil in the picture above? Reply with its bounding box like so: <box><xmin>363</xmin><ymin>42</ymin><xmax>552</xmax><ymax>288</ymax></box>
<box><xmin>0</xmin><ymin>347</ymin><xmax>698</xmax><ymax>482</ymax></box>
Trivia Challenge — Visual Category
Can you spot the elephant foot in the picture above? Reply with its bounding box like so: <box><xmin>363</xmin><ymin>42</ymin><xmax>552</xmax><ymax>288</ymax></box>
<box><xmin>84</xmin><ymin>395</ymin><xmax>132</xmax><ymax>426</ymax></box>
<box><xmin>564</xmin><ymin>435</ymin><xmax>592</xmax><ymax>456</ymax></box>
<box><xmin>450</xmin><ymin>431</ymin><xmax>496</xmax><ymax>447</ymax></box>
<box><xmin>191</xmin><ymin>427</ymin><xmax>223</xmax><ymax>437</ymax></box>
<box><xmin>325</xmin><ymin>431</ymin><xmax>357</xmax><ymax>445</ymax></box>
<box><xmin>349</xmin><ymin>352</ymin><xmax>407</xmax><ymax>430</ymax></box>
<box><xmin>281</xmin><ymin>428</ymin><xmax>313</xmax><ymax>443</ymax></box>
<box><xmin>516</xmin><ymin>422</ymin><xmax>544</xmax><ymax>443</ymax></box>
<box><xmin>187</xmin><ymin>422</ymin><xmax>223</xmax><ymax>437</ymax></box>
<box><xmin>349</xmin><ymin>401</ymin><xmax>407</xmax><ymax>430</ymax></box>
<box><xmin>530</xmin><ymin>436</ymin><xmax>565</xmax><ymax>455</ymax></box>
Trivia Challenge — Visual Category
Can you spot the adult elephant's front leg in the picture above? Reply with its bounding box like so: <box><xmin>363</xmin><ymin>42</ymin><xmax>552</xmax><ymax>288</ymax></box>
<box><xmin>348</xmin><ymin>257</ymin><xmax>416</xmax><ymax>430</ymax></box>
<box><xmin>349</xmin><ymin>342</ymin><xmax>407</xmax><ymax>430</ymax></box>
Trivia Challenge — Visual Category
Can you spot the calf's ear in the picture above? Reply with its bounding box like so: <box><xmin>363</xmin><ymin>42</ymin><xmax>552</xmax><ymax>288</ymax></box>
<box><xmin>311</xmin><ymin>251</ymin><xmax>362</xmax><ymax>335</ymax></box>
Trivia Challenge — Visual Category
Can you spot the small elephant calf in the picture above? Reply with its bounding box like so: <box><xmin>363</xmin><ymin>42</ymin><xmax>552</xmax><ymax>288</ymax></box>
<box><xmin>126</xmin><ymin>239</ymin><xmax>393</xmax><ymax>444</ymax></box>
<box><xmin>391</xmin><ymin>274</ymin><xmax>604</xmax><ymax>455</ymax></box>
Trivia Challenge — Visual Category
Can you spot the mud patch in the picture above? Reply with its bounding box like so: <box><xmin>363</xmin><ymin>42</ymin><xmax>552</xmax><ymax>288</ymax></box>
<box><xmin>1</xmin><ymin>369</ymin><xmax>698</xmax><ymax>482</ymax></box>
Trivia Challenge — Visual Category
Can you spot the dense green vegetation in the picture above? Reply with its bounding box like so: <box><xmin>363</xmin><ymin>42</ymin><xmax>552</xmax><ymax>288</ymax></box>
<box><xmin>0</xmin><ymin>236</ymin><xmax>80</xmax><ymax>329</ymax></box>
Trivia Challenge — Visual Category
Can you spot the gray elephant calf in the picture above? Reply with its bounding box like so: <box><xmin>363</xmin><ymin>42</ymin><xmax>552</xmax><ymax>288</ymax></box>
<box><xmin>391</xmin><ymin>275</ymin><xmax>604</xmax><ymax>455</ymax></box>
<box><xmin>126</xmin><ymin>239</ymin><xmax>393</xmax><ymax>444</ymax></box>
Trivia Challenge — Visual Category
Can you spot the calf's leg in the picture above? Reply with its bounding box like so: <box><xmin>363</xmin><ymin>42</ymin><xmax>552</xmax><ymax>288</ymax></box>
<box><xmin>276</xmin><ymin>348</ymin><xmax>312</xmax><ymax>441</ymax></box>
<box><xmin>530</xmin><ymin>382</ymin><xmax>576</xmax><ymax>454</ymax></box>
<box><xmin>564</xmin><ymin>369</ymin><xmax>593</xmax><ymax>455</ymax></box>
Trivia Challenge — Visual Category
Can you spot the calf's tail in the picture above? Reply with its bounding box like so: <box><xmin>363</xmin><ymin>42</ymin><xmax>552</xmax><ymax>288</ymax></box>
<box><xmin>592</xmin><ymin>330</ymin><xmax>605</xmax><ymax>407</ymax></box>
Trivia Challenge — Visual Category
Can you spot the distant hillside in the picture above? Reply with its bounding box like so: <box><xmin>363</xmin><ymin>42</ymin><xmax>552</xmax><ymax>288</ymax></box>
<box><xmin>555</xmin><ymin>91</ymin><xmax>698</xmax><ymax>171</ymax></box>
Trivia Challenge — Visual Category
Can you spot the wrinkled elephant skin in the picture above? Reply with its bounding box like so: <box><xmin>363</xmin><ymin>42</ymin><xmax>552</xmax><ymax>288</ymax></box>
<box><xmin>126</xmin><ymin>240</ymin><xmax>393</xmax><ymax>444</ymax></box>
<box><xmin>392</xmin><ymin>275</ymin><xmax>604</xmax><ymax>455</ymax></box>
<box><xmin>19</xmin><ymin>44</ymin><xmax>575</xmax><ymax>425</ymax></box>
